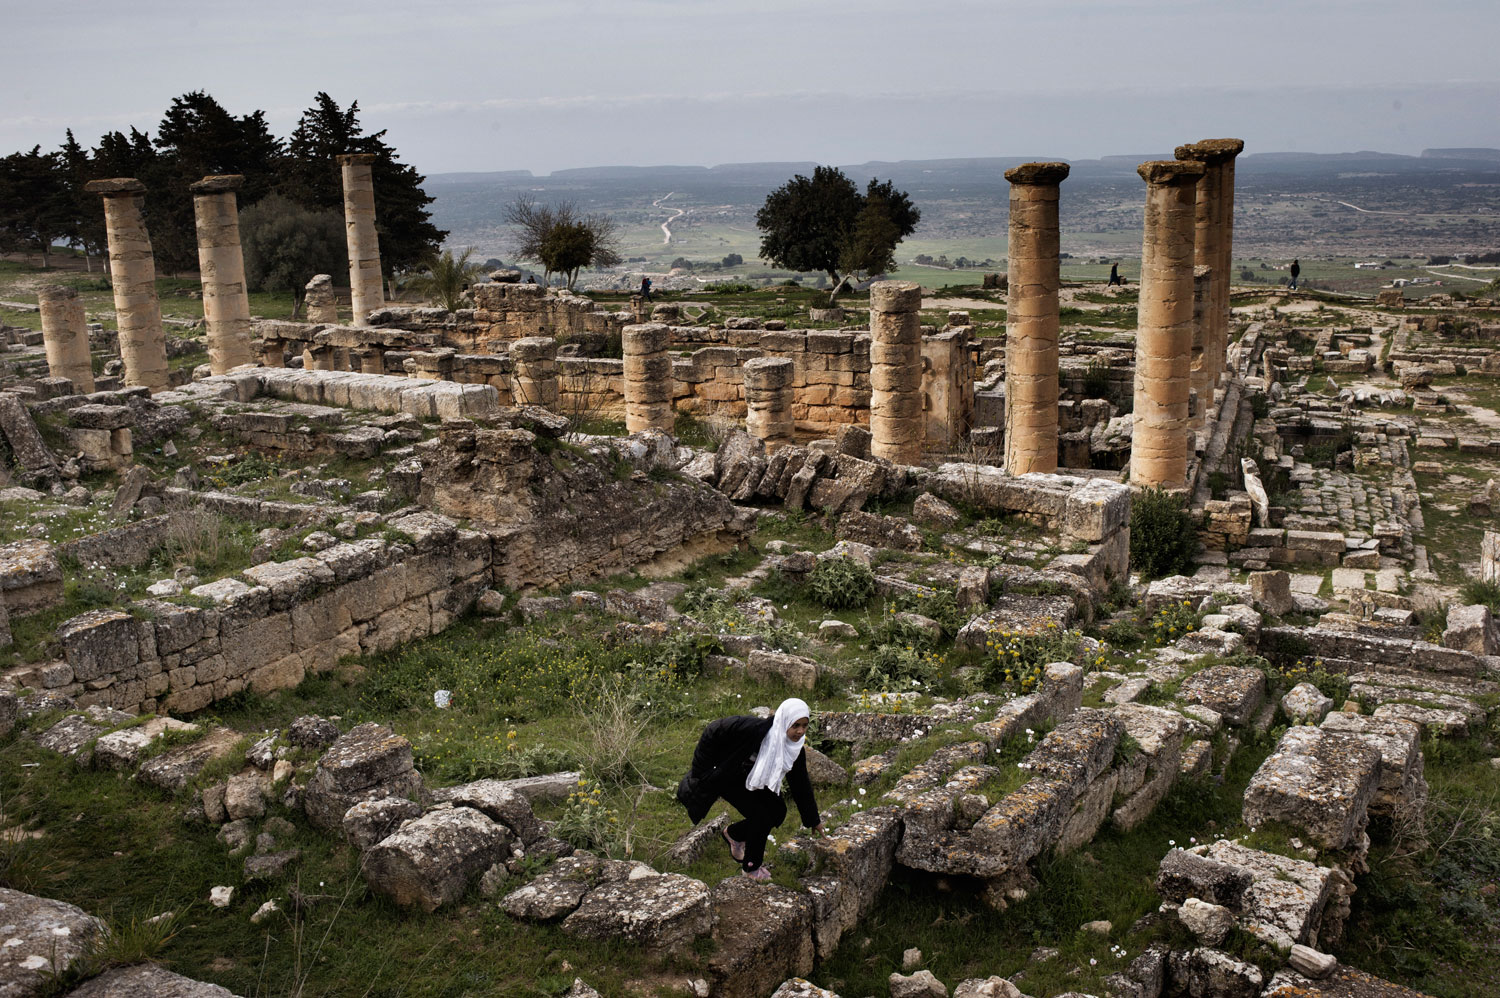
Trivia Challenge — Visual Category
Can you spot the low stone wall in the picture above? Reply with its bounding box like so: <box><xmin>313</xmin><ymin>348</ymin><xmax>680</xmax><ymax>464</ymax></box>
<box><xmin>364</xmin><ymin>284</ymin><xmax>628</xmax><ymax>351</ymax></box>
<box><xmin>46</xmin><ymin>512</ymin><xmax>490</xmax><ymax>715</ymax></box>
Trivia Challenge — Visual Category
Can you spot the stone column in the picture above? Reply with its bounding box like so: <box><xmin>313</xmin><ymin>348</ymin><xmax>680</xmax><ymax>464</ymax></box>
<box><xmin>1189</xmin><ymin>264</ymin><xmax>1212</xmax><ymax>432</ymax></box>
<box><xmin>305</xmin><ymin>274</ymin><xmax>339</xmax><ymax>324</ymax></box>
<box><xmin>744</xmin><ymin>356</ymin><xmax>795</xmax><ymax>449</ymax></box>
<box><xmin>868</xmin><ymin>280</ymin><xmax>924</xmax><ymax>465</ymax></box>
<box><xmin>922</xmin><ymin>329</ymin><xmax>974</xmax><ymax>452</ymax></box>
<box><xmin>85</xmin><ymin>178</ymin><xmax>169</xmax><ymax>393</ymax></box>
<box><xmin>1174</xmin><ymin>139</ymin><xmax>1244</xmax><ymax>391</ymax></box>
<box><xmin>189</xmin><ymin>174</ymin><xmax>256</xmax><ymax>375</ymax></box>
<box><xmin>622</xmin><ymin>323</ymin><xmax>675</xmax><ymax>433</ymax></box>
<box><xmin>1003</xmin><ymin>162</ymin><xmax>1070</xmax><ymax>475</ymax></box>
<box><xmin>337</xmin><ymin>153</ymin><xmax>383</xmax><ymax>326</ymax></box>
<box><xmin>37</xmin><ymin>285</ymin><xmax>95</xmax><ymax>393</ymax></box>
<box><xmin>1130</xmin><ymin>160</ymin><xmax>1205</xmax><ymax>490</ymax></box>
<box><xmin>512</xmin><ymin>336</ymin><xmax>560</xmax><ymax>409</ymax></box>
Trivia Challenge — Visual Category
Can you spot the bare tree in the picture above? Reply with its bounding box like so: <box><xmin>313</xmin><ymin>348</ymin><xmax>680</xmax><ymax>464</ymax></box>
<box><xmin>504</xmin><ymin>196</ymin><xmax>621</xmax><ymax>290</ymax></box>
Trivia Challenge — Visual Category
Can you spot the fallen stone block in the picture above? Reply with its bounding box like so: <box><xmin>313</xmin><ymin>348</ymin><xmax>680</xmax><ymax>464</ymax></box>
<box><xmin>1244</xmin><ymin>726</ymin><xmax>1381</xmax><ymax>850</ymax></box>
<box><xmin>560</xmin><ymin>872</ymin><xmax>712</xmax><ymax>955</ymax></box>
<box><xmin>363</xmin><ymin>806</ymin><xmax>513</xmax><ymax>911</ymax></box>
<box><xmin>302</xmin><ymin>722</ymin><xmax>423</xmax><ymax>832</ymax></box>
<box><xmin>0</xmin><ymin>887</ymin><xmax>104</xmax><ymax>996</ymax></box>
<box><xmin>708</xmin><ymin>877</ymin><xmax>814</xmax><ymax>998</ymax></box>
<box><xmin>61</xmin><ymin>963</ymin><xmax>244</xmax><ymax>997</ymax></box>
<box><xmin>1176</xmin><ymin>665</ymin><xmax>1266</xmax><ymax>727</ymax></box>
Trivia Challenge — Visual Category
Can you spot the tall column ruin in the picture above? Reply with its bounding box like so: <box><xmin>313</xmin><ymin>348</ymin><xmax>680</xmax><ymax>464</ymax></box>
<box><xmin>1130</xmin><ymin>160</ymin><xmax>1205</xmax><ymax>490</ymax></box>
<box><xmin>85</xmin><ymin>178</ymin><xmax>169</xmax><ymax>393</ymax></box>
<box><xmin>337</xmin><ymin>153</ymin><xmax>384</xmax><ymax>326</ymax></box>
<box><xmin>1174</xmin><ymin>139</ymin><xmax>1244</xmax><ymax>392</ymax></box>
<box><xmin>37</xmin><ymin>285</ymin><xmax>95</xmax><ymax>393</ymax></box>
<box><xmin>744</xmin><ymin>357</ymin><xmax>795</xmax><ymax>449</ymax></box>
<box><xmin>868</xmin><ymin>280</ymin><xmax>924</xmax><ymax>465</ymax></box>
<box><xmin>622</xmin><ymin>323</ymin><xmax>675</xmax><ymax>433</ymax></box>
<box><xmin>1003</xmin><ymin>162</ymin><xmax>1070</xmax><ymax>475</ymax></box>
<box><xmin>512</xmin><ymin>336</ymin><xmax>560</xmax><ymax>409</ymax></box>
<box><xmin>1188</xmin><ymin>264</ymin><xmax>1212</xmax><ymax>432</ymax></box>
<box><xmin>189</xmin><ymin>174</ymin><xmax>256</xmax><ymax>375</ymax></box>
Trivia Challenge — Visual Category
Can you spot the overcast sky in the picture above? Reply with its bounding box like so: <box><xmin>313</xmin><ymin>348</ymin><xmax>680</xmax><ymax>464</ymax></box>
<box><xmin>4</xmin><ymin>0</ymin><xmax>1498</xmax><ymax>174</ymax></box>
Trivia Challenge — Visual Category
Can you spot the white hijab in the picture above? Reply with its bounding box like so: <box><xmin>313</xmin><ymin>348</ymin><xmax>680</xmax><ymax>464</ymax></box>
<box><xmin>746</xmin><ymin>698</ymin><xmax>810</xmax><ymax>792</ymax></box>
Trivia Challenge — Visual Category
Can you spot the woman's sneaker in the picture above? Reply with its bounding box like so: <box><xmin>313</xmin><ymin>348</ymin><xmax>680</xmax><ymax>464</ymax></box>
<box><xmin>741</xmin><ymin>866</ymin><xmax>772</xmax><ymax>882</ymax></box>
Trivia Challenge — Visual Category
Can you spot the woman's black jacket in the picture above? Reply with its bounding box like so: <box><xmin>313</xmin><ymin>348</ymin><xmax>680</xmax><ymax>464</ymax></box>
<box><xmin>677</xmin><ymin>715</ymin><xmax>821</xmax><ymax>828</ymax></box>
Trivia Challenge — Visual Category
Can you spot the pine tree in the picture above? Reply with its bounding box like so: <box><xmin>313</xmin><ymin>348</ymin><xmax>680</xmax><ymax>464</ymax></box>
<box><xmin>0</xmin><ymin>146</ymin><xmax>70</xmax><ymax>268</ymax></box>
<box><xmin>281</xmin><ymin>92</ymin><xmax>445</xmax><ymax>289</ymax></box>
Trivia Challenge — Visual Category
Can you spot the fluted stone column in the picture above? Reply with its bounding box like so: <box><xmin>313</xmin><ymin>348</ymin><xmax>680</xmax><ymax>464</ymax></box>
<box><xmin>868</xmin><ymin>280</ymin><xmax>924</xmax><ymax>465</ymax></box>
<box><xmin>512</xmin><ymin>336</ymin><xmax>560</xmax><ymax>409</ymax></box>
<box><xmin>337</xmin><ymin>153</ymin><xmax>383</xmax><ymax>326</ymax></box>
<box><xmin>744</xmin><ymin>356</ymin><xmax>795</xmax><ymax>449</ymax></box>
<box><xmin>1003</xmin><ymin>162</ymin><xmax>1070</xmax><ymax>475</ymax></box>
<box><xmin>189</xmin><ymin>175</ymin><xmax>256</xmax><ymax>375</ymax></box>
<box><xmin>85</xmin><ymin>178</ymin><xmax>169</xmax><ymax>393</ymax></box>
<box><xmin>1131</xmin><ymin>160</ymin><xmax>1205</xmax><ymax>489</ymax></box>
<box><xmin>305</xmin><ymin>274</ymin><xmax>339</xmax><ymax>324</ymax></box>
<box><xmin>622</xmin><ymin>323</ymin><xmax>675</xmax><ymax>433</ymax></box>
<box><xmin>37</xmin><ymin>285</ymin><xmax>95</xmax><ymax>393</ymax></box>
<box><xmin>1175</xmin><ymin>139</ymin><xmax>1244</xmax><ymax>391</ymax></box>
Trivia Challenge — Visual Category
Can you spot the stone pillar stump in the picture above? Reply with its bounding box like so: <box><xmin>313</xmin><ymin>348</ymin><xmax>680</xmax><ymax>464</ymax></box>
<box><xmin>868</xmin><ymin>280</ymin><xmax>924</xmax><ymax>465</ymax></box>
<box><xmin>37</xmin><ymin>285</ymin><xmax>95</xmax><ymax>393</ymax></box>
<box><xmin>305</xmin><ymin>274</ymin><xmax>339</xmax><ymax>324</ymax></box>
<box><xmin>512</xmin><ymin>336</ymin><xmax>560</xmax><ymax>409</ymax></box>
<box><xmin>744</xmin><ymin>356</ymin><xmax>795</xmax><ymax>449</ymax></box>
<box><xmin>622</xmin><ymin>323</ymin><xmax>675</xmax><ymax>433</ymax></box>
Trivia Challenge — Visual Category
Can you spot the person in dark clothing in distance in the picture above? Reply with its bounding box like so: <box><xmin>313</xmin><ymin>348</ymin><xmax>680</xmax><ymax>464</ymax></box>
<box><xmin>640</xmin><ymin>276</ymin><xmax>653</xmax><ymax>301</ymax></box>
<box><xmin>1289</xmin><ymin>259</ymin><xmax>1301</xmax><ymax>290</ymax></box>
<box><xmin>677</xmin><ymin>698</ymin><xmax>822</xmax><ymax>881</ymax></box>
<box><xmin>1108</xmin><ymin>262</ymin><xmax>1123</xmax><ymax>286</ymax></box>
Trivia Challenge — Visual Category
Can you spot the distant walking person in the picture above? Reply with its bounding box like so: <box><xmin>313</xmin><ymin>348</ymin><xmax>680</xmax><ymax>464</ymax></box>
<box><xmin>640</xmin><ymin>276</ymin><xmax>653</xmax><ymax>302</ymax></box>
<box><xmin>1108</xmin><ymin>263</ymin><xmax>1123</xmax><ymax>287</ymax></box>
<box><xmin>1289</xmin><ymin>259</ymin><xmax>1301</xmax><ymax>290</ymax></box>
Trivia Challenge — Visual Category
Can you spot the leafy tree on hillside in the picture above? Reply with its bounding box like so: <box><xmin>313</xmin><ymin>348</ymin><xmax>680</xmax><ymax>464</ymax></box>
<box><xmin>280</xmin><ymin>92</ymin><xmax>446</xmax><ymax>291</ymax></box>
<box><xmin>504</xmin><ymin>196</ymin><xmax>621</xmax><ymax>290</ymax></box>
<box><xmin>240</xmin><ymin>195</ymin><xmax>345</xmax><ymax>317</ymax></box>
<box><xmin>0</xmin><ymin>146</ymin><xmax>72</xmax><ymax>268</ymax></box>
<box><xmin>58</xmin><ymin>130</ymin><xmax>105</xmax><ymax>269</ymax></box>
<box><xmin>756</xmin><ymin>166</ymin><xmax>920</xmax><ymax>301</ymax></box>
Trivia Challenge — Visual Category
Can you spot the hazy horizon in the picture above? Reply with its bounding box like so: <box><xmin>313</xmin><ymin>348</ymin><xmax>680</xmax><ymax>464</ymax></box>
<box><xmin>4</xmin><ymin>0</ymin><xmax>1499</xmax><ymax>176</ymax></box>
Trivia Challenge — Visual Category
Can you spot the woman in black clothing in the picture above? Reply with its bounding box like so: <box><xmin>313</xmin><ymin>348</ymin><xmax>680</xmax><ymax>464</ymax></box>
<box><xmin>677</xmin><ymin>697</ymin><xmax>823</xmax><ymax>881</ymax></box>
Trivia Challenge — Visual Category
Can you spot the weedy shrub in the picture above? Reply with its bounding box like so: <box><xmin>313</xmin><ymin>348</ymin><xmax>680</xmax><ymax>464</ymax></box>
<box><xmin>1262</xmin><ymin>656</ymin><xmax>1350</xmax><ymax>705</ymax></box>
<box><xmin>863</xmin><ymin>643</ymin><xmax>944</xmax><ymax>690</ymax></box>
<box><xmin>1129</xmin><ymin>487</ymin><xmax>1195</xmax><ymax>580</ymax></box>
<box><xmin>981</xmin><ymin>623</ymin><xmax>1081</xmax><ymax>693</ymax></box>
<box><xmin>806</xmin><ymin>557</ymin><xmax>877</xmax><ymax>610</ymax></box>
<box><xmin>552</xmin><ymin>777</ymin><xmax>622</xmax><ymax>852</ymax></box>
<box><xmin>1458</xmin><ymin>579</ymin><xmax>1500</xmax><ymax>616</ymax></box>
<box><xmin>1142</xmin><ymin>600</ymin><xmax>1202</xmax><ymax>647</ymax></box>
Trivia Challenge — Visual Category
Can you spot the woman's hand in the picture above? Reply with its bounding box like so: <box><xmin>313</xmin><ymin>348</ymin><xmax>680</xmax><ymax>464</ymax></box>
<box><xmin>812</xmin><ymin>823</ymin><xmax>826</xmax><ymax>836</ymax></box>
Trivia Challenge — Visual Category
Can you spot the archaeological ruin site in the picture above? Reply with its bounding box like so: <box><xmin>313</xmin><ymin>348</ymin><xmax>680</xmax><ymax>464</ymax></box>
<box><xmin>2</xmin><ymin>137</ymin><xmax>1499</xmax><ymax>998</ymax></box>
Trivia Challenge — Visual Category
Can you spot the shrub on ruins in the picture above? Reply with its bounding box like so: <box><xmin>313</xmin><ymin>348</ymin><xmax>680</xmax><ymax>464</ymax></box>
<box><xmin>553</xmin><ymin>777</ymin><xmax>622</xmax><ymax>852</ymax></box>
<box><xmin>1458</xmin><ymin>580</ymin><xmax>1500</xmax><ymax>616</ymax></box>
<box><xmin>1143</xmin><ymin>600</ymin><xmax>1202</xmax><ymax>647</ymax></box>
<box><xmin>981</xmin><ymin>623</ymin><xmax>1081</xmax><ymax>694</ymax></box>
<box><xmin>504</xmin><ymin>196</ymin><xmax>622</xmax><ymax>290</ymax></box>
<box><xmin>240</xmin><ymin>195</ymin><xmax>346</xmax><ymax>316</ymax></box>
<box><xmin>1129</xmin><ymin>486</ymin><xmax>1196</xmax><ymax>580</ymax></box>
<box><xmin>405</xmin><ymin>246</ymin><xmax>485</xmax><ymax>312</ymax></box>
<box><xmin>755</xmin><ymin>166</ymin><xmax>920</xmax><ymax>301</ymax></box>
<box><xmin>806</xmin><ymin>556</ymin><xmax>877</xmax><ymax>610</ymax></box>
<box><xmin>863</xmin><ymin>643</ymin><xmax>943</xmax><ymax>690</ymax></box>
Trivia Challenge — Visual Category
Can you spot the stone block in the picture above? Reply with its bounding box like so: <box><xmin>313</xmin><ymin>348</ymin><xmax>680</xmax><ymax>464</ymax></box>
<box><xmin>363</xmin><ymin>806</ymin><xmax>513</xmax><ymax>911</ymax></box>
<box><xmin>0</xmin><ymin>888</ymin><xmax>105</xmax><ymax>996</ymax></box>
<box><xmin>561</xmin><ymin>872</ymin><xmax>712</xmax><ymax>955</ymax></box>
<box><xmin>708</xmin><ymin>878</ymin><xmax>815</xmax><ymax>998</ymax></box>
<box><xmin>1243</xmin><ymin>727</ymin><xmax>1382</xmax><ymax>850</ymax></box>
<box><xmin>1176</xmin><ymin>666</ymin><xmax>1266</xmax><ymax>727</ymax></box>
<box><xmin>58</xmin><ymin>609</ymin><xmax>139</xmax><ymax>683</ymax></box>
